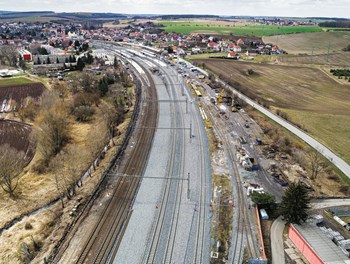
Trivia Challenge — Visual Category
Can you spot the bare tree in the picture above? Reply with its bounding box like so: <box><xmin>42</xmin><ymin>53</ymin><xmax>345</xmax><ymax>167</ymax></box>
<box><xmin>50</xmin><ymin>153</ymin><xmax>71</xmax><ymax>208</ymax></box>
<box><xmin>0</xmin><ymin>144</ymin><xmax>26</xmax><ymax>197</ymax></box>
<box><xmin>78</xmin><ymin>72</ymin><xmax>97</xmax><ymax>93</ymax></box>
<box><xmin>0</xmin><ymin>45</ymin><xmax>18</xmax><ymax>67</ymax></box>
<box><xmin>50</xmin><ymin>147</ymin><xmax>85</xmax><ymax>208</ymax></box>
<box><xmin>36</xmin><ymin>96</ymin><xmax>71</xmax><ymax>166</ymax></box>
<box><xmin>307</xmin><ymin>148</ymin><xmax>324</xmax><ymax>180</ymax></box>
<box><xmin>65</xmin><ymin>146</ymin><xmax>84</xmax><ymax>193</ymax></box>
<box><xmin>100</xmin><ymin>103</ymin><xmax>118</xmax><ymax>145</ymax></box>
<box><xmin>89</xmin><ymin>122</ymin><xmax>108</xmax><ymax>171</ymax></box>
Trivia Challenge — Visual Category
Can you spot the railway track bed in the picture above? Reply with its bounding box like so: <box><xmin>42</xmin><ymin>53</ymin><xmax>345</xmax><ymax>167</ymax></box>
<box><xmin>52</xmin><ymin>66</ymin><xmax>158</xmax><ymax>264</ymax></box>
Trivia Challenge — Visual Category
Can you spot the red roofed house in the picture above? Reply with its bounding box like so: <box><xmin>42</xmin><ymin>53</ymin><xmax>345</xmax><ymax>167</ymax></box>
<box><xmin>207</xmin><ymin>41</ymin><xmax>220</xmax><ymax>51</ymax></box>
<box><xmin>233</xmin><ymin>45</ymin><xmax>242</xmax><ymax>53</ymax></box>
<box><xmin>227</xmin><ymin>51</ymin><xmax>236</xmax><ymax>58</ymax></box>
<box><xmin>237</xmin><ymin>38</ymin><xmax>245</xmax><ymax>46</ymax></box>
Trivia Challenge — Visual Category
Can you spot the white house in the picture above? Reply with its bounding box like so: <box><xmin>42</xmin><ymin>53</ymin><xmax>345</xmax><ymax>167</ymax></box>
<box><xmin>233</xmin><ymin>45</ymin><xmax>242</xmax><ymax>53</ymax></box>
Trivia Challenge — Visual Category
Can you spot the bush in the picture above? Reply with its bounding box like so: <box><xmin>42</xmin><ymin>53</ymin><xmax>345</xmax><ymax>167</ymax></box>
<box><xmin>328</xmin><ymin>175</ymin><xmax>340</xmax><ymax>182</ymax></box>
<box><xmin>73</xmin><ymin>92</ymin><xmax>98</xmax><ymax>107</ymax></box>
<box><xmin>73</xmin><ymin>105</ymin><xmax>95</xmax><ymax>122</ymax></box>
<box><xmin>24</xmin><ymin>222</ymin><xmax>33</xmax><ymax>230</ymax></box>
<box><xmin>18</xmin><ymin>101</ymin><xmax>39</xmax><ymax>121</ymax></box>
<box><xmin>32</xmin><ymin>159</ymin><xmax>48</xmax><ymax>173</ymax></box>
<box><xmin>247</xmin><ymin>68</ymin><xmax>255</xmax><ymax>75</ymax></box>
<box><xmin>339</xmin><ymin>185</ymin><xmax>350</xmax><ymax>195</ymax></box>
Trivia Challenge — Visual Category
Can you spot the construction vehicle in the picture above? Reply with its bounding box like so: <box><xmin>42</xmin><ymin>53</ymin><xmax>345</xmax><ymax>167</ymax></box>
<box><xmin>217</xmin><ymin>88</ymin><xmax>225</xmax><ymax>104</ymax></box>
<box><xmin>221</xmin><ymin>96</ymin><xmax>232</xmax><ymax>105</ymax></box>
<box><xmin>205</xmin><ymin>119</ymin><xmax>212</xmax><ymax>129</ymax></box>
<box><xmin>150</xmin><ymin>66</ymin><xmax>159</xmax><ymax>73</ymax></box>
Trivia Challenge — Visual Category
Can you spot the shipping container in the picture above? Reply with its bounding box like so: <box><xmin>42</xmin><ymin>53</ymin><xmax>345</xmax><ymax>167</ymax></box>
<box><xmin>260</xmin><ymin>209</ymin><xmax>269</xmax><ymax>220</ymax></box>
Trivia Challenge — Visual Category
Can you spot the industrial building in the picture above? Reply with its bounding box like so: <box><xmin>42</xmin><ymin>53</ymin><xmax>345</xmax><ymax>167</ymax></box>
<box><xmin>289</xmin><ymin>222</ymin><xmax>350</xmax><ymax>264</ymax></box>
<box><xmin>17</xmin><ymin>48</ymin><xmax>32</xmax><ymax>61</ymax></box>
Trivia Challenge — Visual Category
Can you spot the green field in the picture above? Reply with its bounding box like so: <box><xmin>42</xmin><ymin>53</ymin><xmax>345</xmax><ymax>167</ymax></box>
<box><xmin>0</xmin><ymin>77</ymin><xmax>34</xmax><ymax>86</ymax></box>
<box><xmin>282</xmin><ymin>109</ymin><xmax>350</xmax><ymax>166</ymax></box>
<box><xmin>158</xmin><ymin>21</ymin><xmax>323</xmax><ymax>36</ymax></box>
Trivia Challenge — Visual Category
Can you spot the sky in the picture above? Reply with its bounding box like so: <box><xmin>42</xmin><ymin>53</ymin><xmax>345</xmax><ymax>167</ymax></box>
<box><xmin>1</xmin><ymin>0</ymin><xmax>349</xmax><ymax>18</ymax></box>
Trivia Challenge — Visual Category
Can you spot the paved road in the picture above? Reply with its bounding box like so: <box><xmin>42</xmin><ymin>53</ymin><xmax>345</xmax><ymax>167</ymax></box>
<box><xmin>271</xmin><ymin>216</ymin><xmax>286</xmax><ymax>264</ymax></box>
<box><xmin>311</xmin><ymin>198</ymin><xmax>350</xmax><ymax>209</ymax></box>
<box><xmin>215</xmin><ymin>79</ymin><xmax>350</xmax><ymax>179</ymax></box>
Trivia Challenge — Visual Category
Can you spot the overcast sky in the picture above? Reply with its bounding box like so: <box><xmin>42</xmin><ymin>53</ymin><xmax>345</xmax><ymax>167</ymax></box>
<box><xmin>1</xmin><ymin>0</ymin><xmax>349</xmax><ymax>18</ymax></box>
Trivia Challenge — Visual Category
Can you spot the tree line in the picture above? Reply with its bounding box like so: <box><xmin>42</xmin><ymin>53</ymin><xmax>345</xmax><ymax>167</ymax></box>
<box><xmin>319</xmin><ymin>20</ymin><xmax>350</xmax><ymax>28</ymax></box>
<box><xmin>330</xmin><ymin>68</ymin><xmax>350</xmax><ymax>82</ymax></box>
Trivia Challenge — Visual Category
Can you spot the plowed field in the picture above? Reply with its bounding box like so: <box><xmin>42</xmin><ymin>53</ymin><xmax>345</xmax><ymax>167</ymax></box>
<box><xmin>0</xmin><ymin>119</ymin><xmax>34</xmax><ymax>162</ymax></box>
<box><xmin>0</xmin><ymin>82</ymin><xmax>45</xmax><ymax>112</ymax></box>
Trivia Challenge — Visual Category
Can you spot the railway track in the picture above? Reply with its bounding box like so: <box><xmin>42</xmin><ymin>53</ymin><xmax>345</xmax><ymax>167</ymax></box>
<box><xmin>193</xmin><ymin>98</ymin><xmax>209</xmax><ymax>264</ymax></box>
<box><xmin>203</xmin><ymin>103</ymin><xmax>259</xmax><ymax>262</ymax></box>
<box><xmin>143</xmin><ymin>64</ymin><xmax>186</xmax><ymax>264</ymax></box>
<box><xmin>163</xmin><ymin>70</ymin><xmax>187</xmax><ymax>264</ymax></box>
<box><xmin>68</xmin><ymin>65</ymin><xmax>158</xmax><ymax>264</ymax></box>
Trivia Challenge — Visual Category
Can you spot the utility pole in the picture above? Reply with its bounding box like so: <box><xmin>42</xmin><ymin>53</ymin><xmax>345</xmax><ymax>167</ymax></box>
<box><xmin>187</xmin><ymin>172</ymin><xmax>190</xmax><ymax>199</ymax></box>
<box><xmin>186</xmin><ymin>97</ymin><xmax>188</xmax><ymax>114</ymax></box>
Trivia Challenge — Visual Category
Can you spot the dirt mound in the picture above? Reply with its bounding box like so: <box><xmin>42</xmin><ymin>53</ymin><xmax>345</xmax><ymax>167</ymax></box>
<box><xmin>0</xmin><ymin>82</ymin><xmax>46</xmax><ymax>112</ymax></box>
<box><xmin>0</xmin><ymin>119</ymin><xmax>35</xmax><ymax>162</ymax></box>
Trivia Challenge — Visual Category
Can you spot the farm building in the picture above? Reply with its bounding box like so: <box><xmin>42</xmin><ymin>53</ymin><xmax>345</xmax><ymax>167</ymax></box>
<box><xmin>17</xmin><ymin>49</ymin><xmax>32</xmax><ymax>61</ymax></box>
<box><xmin>289</xmin><ymin>223</ymin><xmax>350</xmax><ymax>264</ymax></box>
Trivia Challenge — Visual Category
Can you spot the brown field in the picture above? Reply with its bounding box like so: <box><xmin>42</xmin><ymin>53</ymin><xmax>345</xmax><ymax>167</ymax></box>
<box><xmin>103</xmin><ymin>19</ymin><xmax>133</xmax><ymax>28</ymax></box>
<box><xmin>0</xmin><ymin>82</ymin><xmax>46</xmax><ymax>112</ymax></box>
<box><xmin>0</xmin><ymin>119</ymin><xmax>34</xmax><ymax>162</ymax></box>
<box><xmin>263</xmin><ymin>31</ymin><xmax>350</xmax><ymax>55</ymax></box>
<box><xmin>0</xmin><ymin>16</ymin><xmax>61</xmax><ymax>23</ymax></box>
<box><xmin>195</xmin><ymin>59</ymin><xmax>350</xmax><ymax>163</ymax></box>
<box><xmin>277</xmin><ymin>52</ymin><xmax>350</xmax><ymax>67</ymax></box>
<box><xmin>150</xmin><ymin>18</ymin><xmax>256</xmax><ymax>27</ymax></box>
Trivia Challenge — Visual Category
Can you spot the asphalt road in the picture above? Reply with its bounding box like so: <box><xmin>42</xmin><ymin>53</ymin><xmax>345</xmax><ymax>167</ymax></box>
<box><xmin>311</xmin><ymin>198</ymin><xmax>350</xmax><ymax>209</ymax></box>
<box><xmin>271</xmin><ymin>216</ymin><xmax>286</xmax><ymax>264</ymax></box>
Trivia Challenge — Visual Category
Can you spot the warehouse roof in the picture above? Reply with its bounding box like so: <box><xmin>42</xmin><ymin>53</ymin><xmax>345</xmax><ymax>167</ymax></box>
<box><xmin>294</xmin><ymin>223</ymin><xmax>350</xmax><ymax>264</ymax></box>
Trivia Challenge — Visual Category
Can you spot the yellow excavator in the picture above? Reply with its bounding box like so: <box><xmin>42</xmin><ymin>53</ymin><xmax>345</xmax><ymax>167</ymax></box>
<box><xmin>217</xmin><ymin>88</ymin><xmax>225</xmax><ymax>104</ymax></box>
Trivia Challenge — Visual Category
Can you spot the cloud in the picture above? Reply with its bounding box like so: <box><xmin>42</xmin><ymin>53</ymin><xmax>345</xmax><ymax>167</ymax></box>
<box><xmin>1</xmin><ymin>0</ymin><xmax>349</xmax><ymax>18</ymax></box>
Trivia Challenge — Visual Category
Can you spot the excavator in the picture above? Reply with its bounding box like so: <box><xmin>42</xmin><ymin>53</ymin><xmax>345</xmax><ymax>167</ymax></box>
<box><xmin>216</xmin><ymin>88</ymin><xmax>225</xmax><ymax>104</ymax></box>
